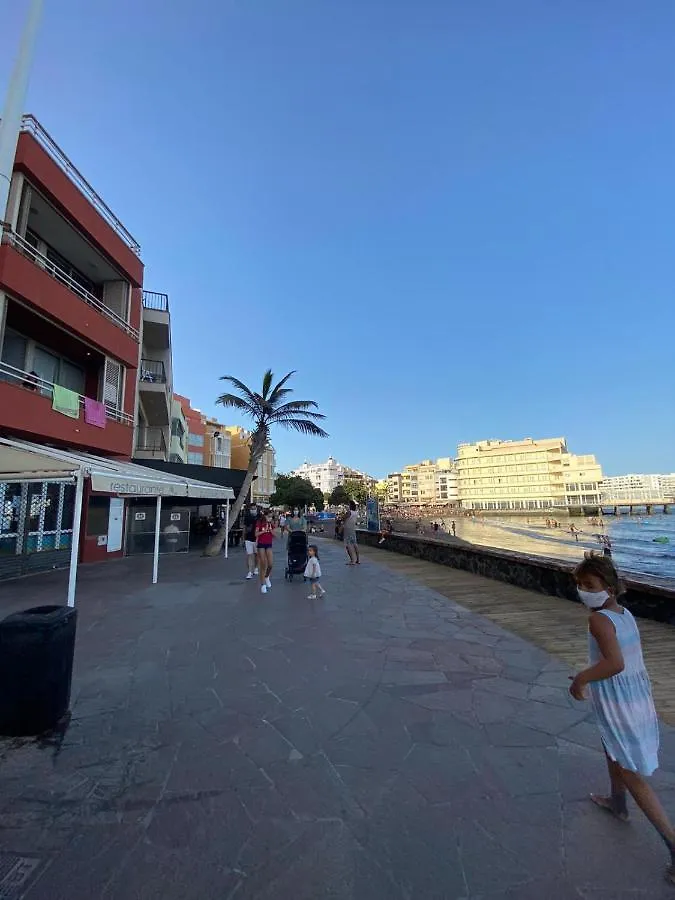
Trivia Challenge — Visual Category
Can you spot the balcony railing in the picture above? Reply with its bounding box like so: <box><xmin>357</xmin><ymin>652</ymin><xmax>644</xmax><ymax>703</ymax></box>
<box><xmin>136</xmin><ymin>428</ymin><xmax>167</xmax><ymax>454</ymax></box>
<box><xmin>0</xmin><ymin>361</ymin><xmax>133</xmax><ymax>425</ymax></box>
<box><xmin>20</xmin><ymin>115</ymin><xmax>141</xmax><ymax>256</ymax></box>
<box><xmin>1</xmin><ymin>228</ymin><xmax>140</xmax><ymax>341</ymax></box>
<box><xmin>142</xmin><ymin>291</ymin><xmax>169</xmax><ymax>312</ymax></box>
<box><xmin>139</xmin><ymin>358</ymin><xmax>167</xmax><ymax>384</ymax></box>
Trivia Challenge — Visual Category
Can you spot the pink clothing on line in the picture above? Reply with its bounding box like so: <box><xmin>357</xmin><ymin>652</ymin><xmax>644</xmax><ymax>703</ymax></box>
<box><xmin>84</xmin><ymin>397</ymin><xmax>106</xmax><ymax>428</ymax></box>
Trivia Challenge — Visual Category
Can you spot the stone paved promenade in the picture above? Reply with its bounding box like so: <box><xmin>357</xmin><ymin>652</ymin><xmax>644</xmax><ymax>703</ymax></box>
<box><xmin>1</xmin><ymin>539</ymin><xmax>675</xmax><ymax>899</ymax></box>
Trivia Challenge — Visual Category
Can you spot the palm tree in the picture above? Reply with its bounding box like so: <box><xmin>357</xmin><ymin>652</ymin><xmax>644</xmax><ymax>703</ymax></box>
<box><xmin>203</xmin><ymin>369</ymin><xmax>328</xmax><ymax>556</ymax></box>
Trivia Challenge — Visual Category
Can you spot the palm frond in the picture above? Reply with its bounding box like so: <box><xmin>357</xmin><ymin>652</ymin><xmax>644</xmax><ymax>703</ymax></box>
<box><xmin>267</xmin><ymin>388</ymin><xmax>293</xmax><ymax>405</ymax></box>
<box><xmin>269</xmin><ymin>371</ymin><xmax>297</xmax><ymax>403</ymax></box>
<box><xmin>273</xmin><ymin>400</ymin><xmax>323</xmax><ymax>417</ymax></box>
<box><xmin>219</xmin><ymin>376</ymin><xmax>263</xmax><ymax>410</ymax></box>
<box><xmin>261</xmin><ymin>369</ymin><xmax>274</xmax><ymax>400</ymax></box>
<box><xmin>216</xmin><ymin>393</ymin><xmax>257</xmax><ymax>415</ymax></box>
<box><xmin>272</xmin><ymin>409</ymin><xmax>327</xmax><ymax>423</ymax></box>
<box><xmin>276</xmin><ymin>418</ymin><xmax>329</xmax><ymax>437</ymax></box>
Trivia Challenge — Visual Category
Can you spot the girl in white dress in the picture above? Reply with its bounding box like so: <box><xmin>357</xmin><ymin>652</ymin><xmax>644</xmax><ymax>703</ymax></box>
<box><xmin>569</xmin><ymin>553</ymin><xmax>675</xmax><ymax>884</ymax></box>
<box><xmin>304</xmin><ymin>545</ymin><xmax>325</xmax><ymax>600</ymax></box>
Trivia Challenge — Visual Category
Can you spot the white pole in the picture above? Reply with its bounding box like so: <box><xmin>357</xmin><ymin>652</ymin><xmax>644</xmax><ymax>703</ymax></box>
<box><xmin>152</xmin><ymin>495</ymin><xmax>161</xmax><ymax>584</ymax></box>
<box><xmin>224</xmin><ymin>500</ymin><xmax>230</xmax><ymax>559</ymax></box>
<box><xmin>66</xmin><ymin>469</ymin><xmax>84</xmax><ymax>608</ymax></box>
<box><xmin>0</xmin><ymin>0</ymin><xmax>44</xmax><ymax>223</ymax></box>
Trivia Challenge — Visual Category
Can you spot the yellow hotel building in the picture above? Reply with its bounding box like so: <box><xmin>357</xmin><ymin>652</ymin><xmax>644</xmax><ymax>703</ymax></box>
<box><xmin>456</xmin><ymin>437</ymin><xmax>602</xmax><ymax>512</ymax></box>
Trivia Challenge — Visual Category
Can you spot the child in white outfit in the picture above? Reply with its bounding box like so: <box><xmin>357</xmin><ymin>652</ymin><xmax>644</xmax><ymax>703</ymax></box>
<box><xmin>304</xmin><ymin>545</ymin><xmax>325</xmax><ymax>599</ymax></box>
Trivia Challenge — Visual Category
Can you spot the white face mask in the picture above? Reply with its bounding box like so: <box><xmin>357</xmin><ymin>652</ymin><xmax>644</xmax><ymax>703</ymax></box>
<box><xmin>577</xmin><ymin>588</ymin><xmax>609</xmax><ymax>610</ymax></box>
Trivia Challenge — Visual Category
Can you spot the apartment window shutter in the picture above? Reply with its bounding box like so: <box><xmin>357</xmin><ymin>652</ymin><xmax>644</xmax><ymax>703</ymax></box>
<box><xmin>102</xmin><ymin>358</ymin><xmax>123</xmax><ymax>409</ymax></box>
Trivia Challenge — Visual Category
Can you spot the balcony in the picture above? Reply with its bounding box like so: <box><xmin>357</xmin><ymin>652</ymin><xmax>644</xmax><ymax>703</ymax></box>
<box><xmin>142</xmin><ymin>291</ymin><xmax>170</xmax><ymax>351</ymax></box>
<box><xmin>2</xmin><ymin>228</ymin><xmax>139</xmax><ymax>340</ymax></box>
<box><xmin>138</xmin><ymin>358</ymin><xmax>170</xmax><ymax>427</ymax></box>
<box><xmin>134</xmin><ymin>427</ymin><xmax>168</xmax><ymax>461</ymax></box>
<box><xmin>0</xmin><ymin>229</ymin><xmax>139</xmax><ymax>367</ymax></box>
<box><xmin>0</xmin><ymin>361</ymin><xmax>132</xmax><ymax>456</ymax></box>
<box><xmin>140</xmin><ymin>358</ymin><xmax>167</xmax><ymax>384</ymax></box>
<box><xmin>20</xmin><ymin>115</ymin><xmax>141</xmax><ymax>256</ymax></box>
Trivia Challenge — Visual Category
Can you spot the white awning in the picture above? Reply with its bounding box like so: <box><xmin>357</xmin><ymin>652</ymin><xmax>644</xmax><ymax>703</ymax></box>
<box><xmin>0</xmin><ymin>438</ymin><xmax>234</xmax><ymax>500</ymax></box>
<box><xmin>0</xmin><ymin>446</ymin><xmax>78</xmax><ymax>482</ymax></box>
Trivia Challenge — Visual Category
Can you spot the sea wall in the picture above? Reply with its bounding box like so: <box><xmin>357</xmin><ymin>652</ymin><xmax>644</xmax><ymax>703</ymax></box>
<box><xmin>357</xmin><ymin>529</ymin><xmax>675</xmax><ymax>625</ymax></box>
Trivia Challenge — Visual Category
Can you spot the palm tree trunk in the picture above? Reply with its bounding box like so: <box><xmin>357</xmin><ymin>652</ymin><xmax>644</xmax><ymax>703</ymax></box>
<box><xmin>202</xmin><ymin>451</ymin><xmax>262</xmax><ymax>557</ymax></box>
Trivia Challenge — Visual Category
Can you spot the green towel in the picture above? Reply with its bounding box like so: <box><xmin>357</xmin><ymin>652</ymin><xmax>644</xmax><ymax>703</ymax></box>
<box><xmin>52</xmin><ymin>384</ymin><xmax>80</xmax><ymax>419</ymax></box>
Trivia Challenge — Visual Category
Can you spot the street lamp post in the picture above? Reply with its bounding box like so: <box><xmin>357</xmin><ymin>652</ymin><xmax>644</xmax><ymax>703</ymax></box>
<box><xmin>0</xmin><ymin>0</ymin><xmax>44</xmax><ymax>224</ymax></box>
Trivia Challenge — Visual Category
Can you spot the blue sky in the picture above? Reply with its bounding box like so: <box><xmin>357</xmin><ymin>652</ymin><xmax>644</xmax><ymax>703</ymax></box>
<box><xmin>2</xmin><ymin>0</ymin><xmax>673</xmax><ymax>478</ymax></box>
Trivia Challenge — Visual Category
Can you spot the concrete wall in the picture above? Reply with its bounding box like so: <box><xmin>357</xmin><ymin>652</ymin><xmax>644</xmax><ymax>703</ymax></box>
<box><xmin>357</xmin><ymin>529</ymin><xmax>675</xmax><ymax>625</ymax></box>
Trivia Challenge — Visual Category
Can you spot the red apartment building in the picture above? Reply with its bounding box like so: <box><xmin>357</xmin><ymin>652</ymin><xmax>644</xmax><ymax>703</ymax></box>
<box><xmin>0</xmin><ymin>116</ymin><xmax>161</xmax><ymax>575</ymax></box>
<box><xmin>173</xmin><ymin>395</ymin><xmax>207</xmax><ymax>465</ymax></box>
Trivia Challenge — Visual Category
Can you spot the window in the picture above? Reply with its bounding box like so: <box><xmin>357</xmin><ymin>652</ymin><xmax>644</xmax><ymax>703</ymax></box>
<box><xmin>188</xmin><ymin>452</ymin><xmax>203</xmax><ymax>464</ymax></box>
<box><xmin>86</xmin><ymin>496</ymin><xmax>110</xmax><ymax>536</ymax></box>
<box><xmin>0</xmin><ymin>329</ymin><xmax>27</xmax><ymax>378</ymax></box>
<box><xmin>189</xmin><ymin>433</ymin><xmax>204</xmax><ymax>447</ymax></box>
<box><xmin>27</xmin><ymin>228</ymin><xmax>101</xmax><ymax>298</ymax></box>
<box><xmin>171</xmin><ymin>418</ymin><xmax>185</xmax><ymax>438</ymax></box>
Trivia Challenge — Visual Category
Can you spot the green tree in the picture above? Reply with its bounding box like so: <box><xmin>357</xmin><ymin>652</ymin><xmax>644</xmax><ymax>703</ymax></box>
<box><xmin>271</xmin><ymin>474</ymin><xmax>324</xmax><ymax>511</ymax></box>
<box><xmin>343</xmin><ymin>478</ymin><xmax>368</xmax><ymax>506</ymax></box>
<box><xmin>329</xmin><ymin>484</ymin><xmax>351</xmax><ymax>506</ymax></box>
<box><xmin>204</xmin><ymin>370</ymin><xmax>328</xmax><ymax>555</ymax></box>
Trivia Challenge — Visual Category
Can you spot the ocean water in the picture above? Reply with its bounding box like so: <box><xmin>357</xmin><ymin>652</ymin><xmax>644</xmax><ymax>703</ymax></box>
<box><xmin>482</xmin><ymin>514</ymin><xmax>675</xmax><ymax>583</ymax></box>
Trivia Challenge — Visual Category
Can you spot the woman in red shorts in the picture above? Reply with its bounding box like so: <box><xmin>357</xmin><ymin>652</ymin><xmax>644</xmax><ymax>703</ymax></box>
<box><xmin>255</xmin><ymin>510</ymin><xmax>275</xmax><ymax>594</ymax></box>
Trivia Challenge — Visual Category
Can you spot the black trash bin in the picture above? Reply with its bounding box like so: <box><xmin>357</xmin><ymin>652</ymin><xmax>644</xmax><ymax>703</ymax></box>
<box><xmin>0</xmin><ymin>605</ymin><xmax>78</xmax><ymax>736</ymax></box>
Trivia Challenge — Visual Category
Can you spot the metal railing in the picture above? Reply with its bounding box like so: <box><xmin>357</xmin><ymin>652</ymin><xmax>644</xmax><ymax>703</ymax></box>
<box><xmin>1</xmin><ymin>228</ymin><xmax>140</xmax><ymax>340</ymax></box>
<box><xmin>135</xmin><ymin>428</ymin><xmax>167</xmax><ymax>454</ymax></box>
<box><xmin>139</xmin><ymin>358</ymin><xmax>167</xmax><ymax>384</ymax></box>
<box><xmin>20</xmin><ymin>115</ymin><xmax>141</xmax><ymax>256</ymax></box>
<box><xmin>142</xmin><ymin>290</ymin><xmax>169</xmax><ymax>312</ymax></box>
<box><xmin>0</xmin><ymin>361</ymin><xmax>133</xmax><ymax>425</ymax></box>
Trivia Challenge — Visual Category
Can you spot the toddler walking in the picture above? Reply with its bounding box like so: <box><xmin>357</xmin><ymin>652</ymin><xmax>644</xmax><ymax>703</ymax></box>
<box><xmin>569</xmin><ymin>552</ymin><xmax>675</xmax><ymax>884</ymax></box>
<box><xmin>304</xmin><ymin>545</ymin><xmax>325</xmax><ymax>600</ymax></box>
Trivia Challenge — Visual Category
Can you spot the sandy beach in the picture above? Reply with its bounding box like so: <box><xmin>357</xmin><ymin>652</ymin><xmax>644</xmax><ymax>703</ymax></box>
<box><xmin>387</xmin><ymin>512</ymin><xmax>675</xmax><ymax>584</ymax></box>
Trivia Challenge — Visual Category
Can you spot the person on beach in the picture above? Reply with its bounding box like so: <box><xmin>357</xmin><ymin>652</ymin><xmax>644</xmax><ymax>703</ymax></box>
<box><xmin>255</xmin><ymin>509</ymin><xmax>274</xmax><ymax>594</ymax></box>
<box><xmin>569</xmin><ymin>553</ymin><xmax>675</xmax><ymax>884</ymax></box>
<box><xmin>304</xmin><ymin>544</ymin><xmax>325</xmax><ymax>599</ymax></box>
<box><xmin>451</xmin><ymin>521</ymin><xmax>456</xmax><ymax>537</ymax></box>
<box><xmin>343</xmin><ymin>500</ymin><xmax>360</xmax><ymax>565</ymax></box>
<box><xmin>243</xmin><ymin>504</ymin><xmax>259</xmax><ymax>580</ymax></box>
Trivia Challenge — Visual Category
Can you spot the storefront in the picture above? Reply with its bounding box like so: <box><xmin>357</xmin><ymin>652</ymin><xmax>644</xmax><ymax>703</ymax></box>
<box><xmin>0</xmin><ymin>438</ymin><xmax>234</xmax><ymax>599</ymax></box>
<box><xmin>0</xmin><ymin>479</ymin><xmax>76</xmax><ymax>579</ymax></box>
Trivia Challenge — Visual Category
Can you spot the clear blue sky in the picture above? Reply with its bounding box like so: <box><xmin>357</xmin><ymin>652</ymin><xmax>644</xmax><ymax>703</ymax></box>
<box><xmin>2</xmin><ymin>1</ymin><xmax>673</xmax><ymax>478</ymax></box>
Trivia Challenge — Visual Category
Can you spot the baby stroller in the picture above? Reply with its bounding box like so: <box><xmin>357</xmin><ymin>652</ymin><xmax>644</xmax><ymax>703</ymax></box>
<box><xmin>284</xmin><ymin>531</ymin><xmax>308</xmax><ymax>581</ymax></box>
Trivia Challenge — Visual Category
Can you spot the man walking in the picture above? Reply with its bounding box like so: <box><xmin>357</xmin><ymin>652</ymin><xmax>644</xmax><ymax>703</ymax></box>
<box><xmin>243</xmin><ymin>504</ymin><xmax>259</xmax><ymax>579</ymax></box>
<box><xmin>343</xmin><ymin>500</ymin><xmax>360</xmax><ymax>565</ymax></box>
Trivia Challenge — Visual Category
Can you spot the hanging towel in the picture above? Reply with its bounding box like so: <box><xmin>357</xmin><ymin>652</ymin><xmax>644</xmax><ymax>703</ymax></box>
<box><xmin>84</xmin><ymin>397</ymin><xmax>106</xmax><ymax>428</ymax></box>
<box><xmin>52</xmin><ymin>385</ymin><xmax>80</xmax><ymax>419</ymax></box>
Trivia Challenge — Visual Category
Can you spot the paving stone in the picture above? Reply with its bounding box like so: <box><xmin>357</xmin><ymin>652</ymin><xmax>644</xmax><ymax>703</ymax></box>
<box><xmin>0</xmin><ymin>539</ymin><xmax>672</xmax><ymax>899</ymax></box>
<box><xmin>513</xmin><ymin>699</ymin><xmax>589</xmax><ymax>735</ymax></box>
<box><xmin>381</xmin><ymin>670</ymin><xmax>448</xmax><ymax>686</ymax></box>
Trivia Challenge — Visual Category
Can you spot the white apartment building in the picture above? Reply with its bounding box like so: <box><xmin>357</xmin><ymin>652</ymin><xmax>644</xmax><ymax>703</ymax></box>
<box><xmin>436</xmin><ymin>458</ymin><xmax>459</xmax><ymax>504</ymax></box>
<box><xmin>386</xmin><ymin>458</ymin><xmax>458</xmax><ymax>506</ymax></box>
<box><xmin>601</xmin><ymin>473</ymin><xmax>675</xmax><ymax>502</ymax></box>
<box><xmin>457</xmin><ymin>437</ymin><xmax>603</xmax><ymax>511</ymax></box>
<box><xmin>292</xmin><ymin>457</ymin><xmax>374</xmax><ymax>495</ymax></box>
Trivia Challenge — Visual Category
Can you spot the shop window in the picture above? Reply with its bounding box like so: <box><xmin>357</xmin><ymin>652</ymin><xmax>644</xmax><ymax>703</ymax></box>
<box><xmin>87</xmin><ymin>496</ymin><xmax>110</xmax><ymax>536</ymax></box>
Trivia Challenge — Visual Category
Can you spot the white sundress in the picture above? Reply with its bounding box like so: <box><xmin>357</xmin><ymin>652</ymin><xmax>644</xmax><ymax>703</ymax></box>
<box><xmin>588</xmin><ymin>607</ymin><xmax>660</xmax><ymax>776</ymax></box>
